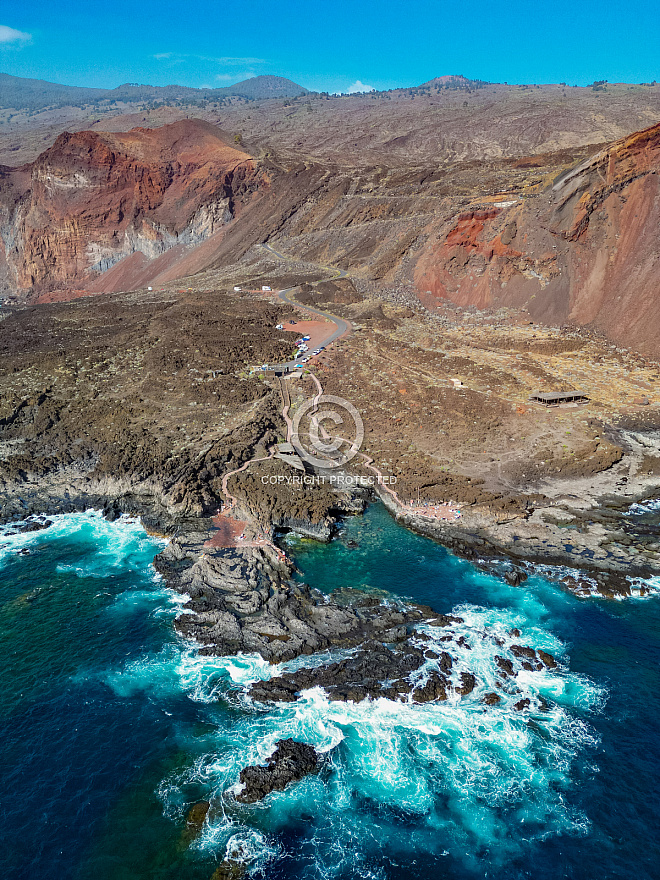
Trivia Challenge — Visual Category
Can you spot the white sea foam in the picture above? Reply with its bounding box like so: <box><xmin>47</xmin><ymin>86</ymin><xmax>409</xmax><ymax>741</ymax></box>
<box><xmin>625</xmin><ymin>497</ymin><xmax>660</xmax><ymax>515</ymax></box>
<box><xmin>28</xmin><ymin>511</ymin><xmax>605</xmax><ymax>873</ymax></box>
<box><xmin>137</xmin><ymin>604</ymin><xmax>604</xmax><ymax>875</ymax></box>
<box><xmin>525</xmin><ymin>560</ymin><xmax>660</xmax><ymax>601</ymax></box>
<box><xmin>110</xmin><ymin>582</ymin><xmax>186</xmax><ymax>618</ymax></box>
<box><xmin>0</xmin><ymin>509</ymin><xmax>167</xmax><ymax>573</ymax></box>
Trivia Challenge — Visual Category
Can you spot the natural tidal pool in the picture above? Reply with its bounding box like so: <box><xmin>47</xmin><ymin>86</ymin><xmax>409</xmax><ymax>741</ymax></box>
<box><xmin>0</xmin><ymin>505</ymin><xmax>659</xmax><ymax>880</ymax></box>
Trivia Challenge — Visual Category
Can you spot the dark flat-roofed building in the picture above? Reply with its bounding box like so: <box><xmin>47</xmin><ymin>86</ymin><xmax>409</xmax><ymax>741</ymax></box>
<box><xmin>529</xmin><ymin>391</ymin><xmax>589</xmax><ymax>407</ymax></box>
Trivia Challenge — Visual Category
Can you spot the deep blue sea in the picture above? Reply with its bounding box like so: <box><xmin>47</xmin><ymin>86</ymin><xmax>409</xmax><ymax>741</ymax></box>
<box><xmin>1</xmin><ymin>505</ymin><xmax>659</xmax><ymax>880</ymax></box>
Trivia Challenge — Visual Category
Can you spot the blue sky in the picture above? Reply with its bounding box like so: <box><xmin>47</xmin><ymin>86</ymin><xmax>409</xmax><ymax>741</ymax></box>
<box><xmin>1</xmin><ymin>0</ymin><xmax>659</xmax><ymax>93</ymax></box>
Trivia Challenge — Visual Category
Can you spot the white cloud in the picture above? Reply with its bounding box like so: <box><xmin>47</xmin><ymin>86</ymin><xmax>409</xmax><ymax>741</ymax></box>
<box><xmin>346</xmin><ymin>80</ymin><xmax>374</xmax><ymax>94</ymax></box>
<box><xmin>215</xmin><ymin>72</ymin><xmax>257</xmax><ymax>82</ymax></box>
<box><xmin>152</xmin><ymin>52</ymin><xmax>264</xmax><ymax>67</ymax></box>
<box><xmin>0</xmin><ymin>24</ymin><xmax>31</xmax><ymax>44</ymax></box>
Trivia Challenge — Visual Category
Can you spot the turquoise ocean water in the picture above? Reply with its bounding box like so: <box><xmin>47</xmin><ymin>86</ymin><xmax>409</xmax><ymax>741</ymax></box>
<box><xmin>0</xmin><ymin>505</ymin><xmax>659</xmax><ymax>879</ymax></box>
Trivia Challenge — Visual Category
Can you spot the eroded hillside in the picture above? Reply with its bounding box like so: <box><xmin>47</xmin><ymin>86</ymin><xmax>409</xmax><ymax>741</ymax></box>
<box><xmin>0</xmin><ymin>119</ymin><xmax>264</xmax><ymax>296</ymax></box>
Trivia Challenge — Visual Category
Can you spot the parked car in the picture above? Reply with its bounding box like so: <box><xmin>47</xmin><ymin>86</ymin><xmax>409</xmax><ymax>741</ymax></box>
<box><xmin>301</xmin><ymin>357</ymin><xmax>309</xmax><ymax>363</ymax></box>
<box><xmin>276</xmin><ymin>323</ymin><xmax>284</xmax><ymax>330</ymax></box>
<box><xmin>302</xmin><ymin>335</ymin><xmax>311</xmax><ymax>341</ymax></box>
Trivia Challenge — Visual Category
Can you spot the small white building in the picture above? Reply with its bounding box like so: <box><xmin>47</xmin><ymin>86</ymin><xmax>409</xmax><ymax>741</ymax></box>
<box><xmin>262</xmin><ymin>285</ymin><xmax>272</xmax><ymax>292</ymax></box>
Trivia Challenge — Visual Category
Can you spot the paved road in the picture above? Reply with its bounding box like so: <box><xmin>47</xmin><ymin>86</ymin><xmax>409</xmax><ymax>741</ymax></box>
<box><xmin>261</xmin><ymin>243</ymin><xmax>351</xmax><ymax>371</ymax></box>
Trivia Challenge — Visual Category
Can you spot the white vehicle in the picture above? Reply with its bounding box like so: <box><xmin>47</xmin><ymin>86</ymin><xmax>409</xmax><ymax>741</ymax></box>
<box><xmin>302</xmin><ymin>335</ymin><xmax>311</xmax><ymax>341</ymax></box>
<box><xmin>312</xmin><ymin>349</ymin><xmax>321</xmax><ymax>355</ymax></box>
<box><xmin>233</xmin><ymin>286</ymin><xmax>242</xmax><ymax>292</ymax></box>
<box><xmin>262</xmin><ymin>285</ymin><xmax>272</xmax><ymax>292</ymax></box>
<box><xmin>276</xmin><ymin>324</ymin><xmax>284</xmax><ymax>330</ymax></box>
<box><xmin>301</xmin><ymin>357</ymin><xmax>310</xmax><ymax>363</ymax></box>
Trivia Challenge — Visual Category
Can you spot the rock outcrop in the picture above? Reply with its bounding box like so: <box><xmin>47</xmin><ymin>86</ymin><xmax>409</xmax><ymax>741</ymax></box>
<box><xmin>236</xmin><ymin>739</ymin><xmax>318</xmax><ymax>803</ymax></box>
<box><xmin>0</xmin><ymin>119</ymin><xmax>264</xmax><ymax>297</ymax></box>
<box><xmin>156</xmin><ymin>536</ymin><xmax>432</xmax><ymax>664</ymax></box>
<box><xmin>155</xmin><ymin>526</ymin><xmax>560</xmax><ymax>716</ymax></box>
<box><xmin>415</xmin><ymin>121</ymin><xmax>660</xmax><ymax>356</ymax></box>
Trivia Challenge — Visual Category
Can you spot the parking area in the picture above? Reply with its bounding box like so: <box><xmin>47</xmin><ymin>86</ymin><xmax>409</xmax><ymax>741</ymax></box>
<box><xmin>280</xmin><ymin>319</ymin><xmax>334</xmax><ymax>359</ymax></box>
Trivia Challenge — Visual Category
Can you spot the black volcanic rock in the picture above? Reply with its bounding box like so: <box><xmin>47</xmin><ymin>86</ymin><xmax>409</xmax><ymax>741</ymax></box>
<box><xmin>538</xmin><ymin>649</ymin><xmax>557</xmax><ymax>669</ymax></box>
<box><xmin>165</xmin><ymin>542</ymin><xmax>431</xmax><ymax>664</ymax></box>
<box><xmin>10</xmin><ymin>518</ymin><xmax>52</xmax><ymax>533</ymax></box>
<box><xmin>456</xmin><ymin>671</ymin><xmax>476</xmax><ymax>696</ymax></box>
<box><xmin>236</xmin><ymin>739</ymin><xmax>318</xmax><ymax>803</ymax></box>
<box><xmin>249</xmin><ymin>640</ymin><xmax>429</xmax><ymax>704</ymax></box>
<box><xmin>412</xmin><ymin>670</ymin><xmax>449</xmax><ymax>703</ymax></box>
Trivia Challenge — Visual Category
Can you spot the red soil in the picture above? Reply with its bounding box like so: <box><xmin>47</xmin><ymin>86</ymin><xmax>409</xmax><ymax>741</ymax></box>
<box><xmin>204</xmin><ymin>513</ymin><xmax>249</xmax><ymax>548</ymax></box>
<box><xmin>281</xmin><ymin>319</ymin><xmax>334</xmax><ymax>355</ymax></box>
<box><xmin>0</xmin><ymin>118</ymin><xmax>264</xmax><ymax>298</ymax></box>
<box><xmin>415</xmin><ymin>121</ymin><xmax>660</xmax><ymax>356</ymax></box>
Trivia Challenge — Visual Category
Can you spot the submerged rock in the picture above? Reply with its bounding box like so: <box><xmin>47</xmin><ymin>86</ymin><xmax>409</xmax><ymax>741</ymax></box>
<box><xmin>179</xmin><ymin>800</ymin><xmax>210</xmax><ymax>849</ymax></box>
<box><xmin>236</xmin><ymin>739</ymin><xmax>318</xmax><ymax>803</ymax></box>
<box><xmin>11</xmin><ymin>518</ymin><xmax>52</xmax><ymax>533</ymax></box>
<box><xmin>210</xmin><ymin>862</ymin><xmax>245</xmax><ymax>880</ymax></box>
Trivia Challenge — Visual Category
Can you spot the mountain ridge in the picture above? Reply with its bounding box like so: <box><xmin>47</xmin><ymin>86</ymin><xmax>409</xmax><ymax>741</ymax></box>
<box><xmin>0</xmin><ymin>72</ymin><xmax>310</xmax><ymax>110</ymax></box>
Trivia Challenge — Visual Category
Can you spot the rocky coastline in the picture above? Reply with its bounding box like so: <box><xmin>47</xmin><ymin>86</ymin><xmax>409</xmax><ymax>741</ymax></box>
<box><xmin>2</xmin><ymin>452</ymin><xmax>659</xmax><ymax>600</ymax></box>
<box><xmin>370</xmin><ymin>469</ymin><xmax>660</xmax><ymax>599</ymax></box>
<box><xmin>2</xmin><ymin>461</ymin><xmax>657</xmax><ymax>812</ymax></box>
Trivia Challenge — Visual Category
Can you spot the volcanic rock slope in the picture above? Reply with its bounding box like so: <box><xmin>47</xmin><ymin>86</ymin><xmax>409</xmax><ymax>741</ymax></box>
<box><xmin>415</xmin><ymin>122</ymin><xmax>660</xmax><ymax>356</ymax></box>
<box><xmin>0</xmin><ymin>119</ymin><xmax>265</xmax><ymax>297</ymax></box>
<box><xmin>2</xmin><ymin>99</ymin><xmax>660</xmax><ymax>356</ymax></box>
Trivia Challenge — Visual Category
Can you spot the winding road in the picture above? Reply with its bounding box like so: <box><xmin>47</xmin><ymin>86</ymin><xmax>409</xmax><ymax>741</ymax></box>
<box><xmin>261</xmin><ymin>243</ymin><xmax>352</xmax><ymax>371</ymax></box>
<box><xmin>207</xmin><ymin>244</ymin><xmax>460</xmax><ymax>555</ymax></box>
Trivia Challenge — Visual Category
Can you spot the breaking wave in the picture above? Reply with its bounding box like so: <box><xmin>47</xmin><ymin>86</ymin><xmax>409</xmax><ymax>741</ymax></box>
<box><xmin>107</xmin><ymin>605</ymin><xmax>605</xmax><ymax>878</ymax></box>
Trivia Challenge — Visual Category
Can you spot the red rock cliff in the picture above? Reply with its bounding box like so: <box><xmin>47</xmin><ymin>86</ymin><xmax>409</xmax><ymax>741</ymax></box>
<box><xmin>0</xmin><ymin>119</ymin><xmax>264</xmax><ymax>296</ymax></box>
<box><xmin>415</xmin><ymin>122</ymin><xmax>660</xmax><ymax>356</ymax></box>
